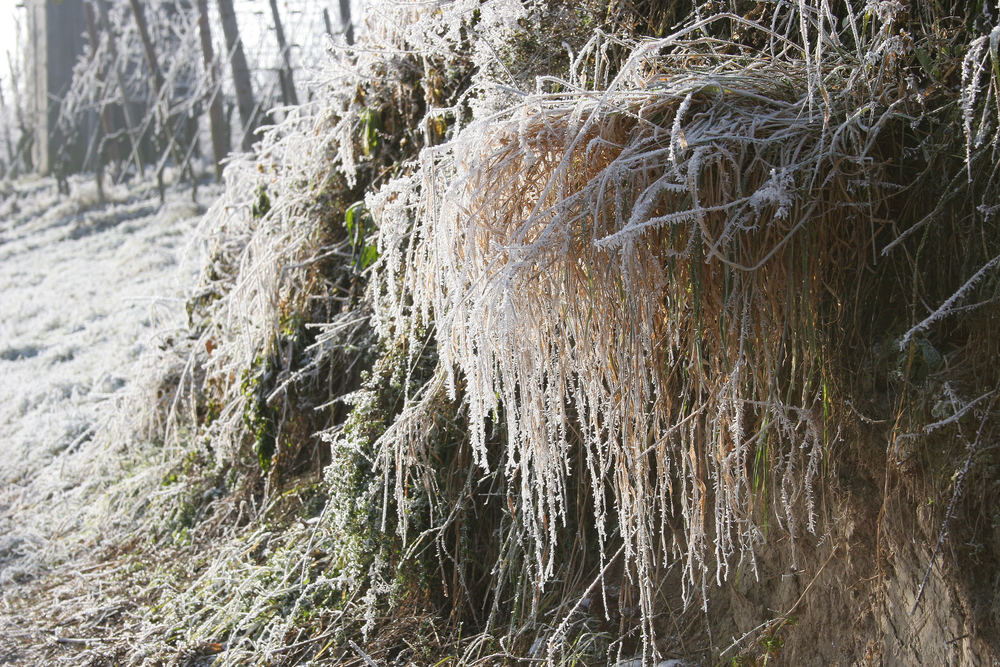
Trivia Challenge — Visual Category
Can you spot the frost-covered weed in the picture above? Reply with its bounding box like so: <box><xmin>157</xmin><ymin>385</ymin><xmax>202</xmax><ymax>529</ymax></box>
<box><xmin>8</xmin><ymin>0</ymin><xmax>1000</xmax><ymax>664</ymax></box>
<box><xmin>371</xmin><ymin>23</ymin><xmax>886</xmax><ymax>647</ymax></box>
<box><xmin>960</xmin><ymin>22</ymin><xmax>1000</xmax><ymax>171</ymax></box>
<box><xmin>113</xmin><ymin>0</ymin><xmax>929</xmax><ymax>659</ymax></box>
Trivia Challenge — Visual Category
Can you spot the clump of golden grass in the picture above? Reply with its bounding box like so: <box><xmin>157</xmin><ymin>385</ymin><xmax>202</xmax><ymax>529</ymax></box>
<box><xmin>371</xmin><ymin>21</ymin><xmax>896</xmax><ymax>651</ymax></box>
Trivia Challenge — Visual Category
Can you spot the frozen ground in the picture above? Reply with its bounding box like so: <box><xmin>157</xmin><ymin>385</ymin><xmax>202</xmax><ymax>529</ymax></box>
<box><xmin>0</xmin><ymin>174</ymin><xmax>220</xmax><ymax>659</ymax></box>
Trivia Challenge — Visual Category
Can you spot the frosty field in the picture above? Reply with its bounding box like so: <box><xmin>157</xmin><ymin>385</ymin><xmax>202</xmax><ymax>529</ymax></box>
<box><xmin>0</xmin><ymin>174</ymin><xmax>219</xmax><ymax>660</ymax></box>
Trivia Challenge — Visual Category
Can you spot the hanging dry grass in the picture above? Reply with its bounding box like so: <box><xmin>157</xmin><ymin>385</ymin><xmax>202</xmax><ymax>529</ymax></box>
<box><xmin>371</xmin><ymin>24</ymin><xmax>895</xmax><ymax>650</ymax></box>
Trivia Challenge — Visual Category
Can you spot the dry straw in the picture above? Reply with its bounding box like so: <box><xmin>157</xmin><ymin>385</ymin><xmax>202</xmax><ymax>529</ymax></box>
<box><xmin>372</xmin><ymin>16</ymin><xmax>894</xmax><ymax>650</ymax></box>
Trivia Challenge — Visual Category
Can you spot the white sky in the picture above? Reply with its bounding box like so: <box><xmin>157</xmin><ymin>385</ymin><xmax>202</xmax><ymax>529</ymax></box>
<box><xmin>0</xmin><ymin>1</ymin><xmax>26</xmax><ymax>90</ymax></box>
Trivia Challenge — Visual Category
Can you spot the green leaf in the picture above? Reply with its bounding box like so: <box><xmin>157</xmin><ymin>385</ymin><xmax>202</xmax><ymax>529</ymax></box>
<box><xmin>359</xmin><ymin>244</ymin><xmax>379</xmax><ymax>270</ymax></box>
<box><xmin>360</xmin><ymin>108</ymin><xmax>380</xmax><ymax>156</ymax></box>
<box><xmin>344</xmin><ymin>201</ymin><xmax>378</xmax><ymax>272</ymax></box>
<box><xmin>345</xmin><ymin>201</ymin><xmax>364</xmax><ymax>243</ymax></box>
<box><xmin>915</xmin><ymin>47</ymin><xmax>933</xmax><ymax>77</ymax></box>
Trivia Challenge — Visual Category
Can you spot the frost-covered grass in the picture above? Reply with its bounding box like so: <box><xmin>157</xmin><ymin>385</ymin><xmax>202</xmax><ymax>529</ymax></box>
<box><xmin>0</xmin><ymin>172</ymin><xmax>219</xmax><ymax>648</ymax></box>
<box><xmin>3</xmin><ymin>0</ymin><xmax>1000</xmax><ymax>665</ymax></box>
<box><xmin>0</xmin><ymin>176</ymin><xmax>207</xmax><ymax>480</ymax></box>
